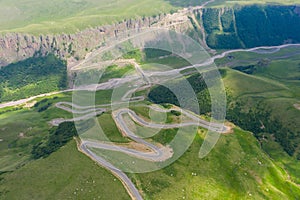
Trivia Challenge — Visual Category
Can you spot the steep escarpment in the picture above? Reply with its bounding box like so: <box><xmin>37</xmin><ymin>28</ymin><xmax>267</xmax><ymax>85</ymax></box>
<box><xmin>0</xmin><ymin>15</ymin><xmax>168</xmax><ymax>67</ymax></box>
<box><xmin>198</xmin><ymin>5</ymin><xmax>300</xmax><ymax>49</ymax></box>
<box><xmin>1</xmin><ymin>5</ymin><xmax>300</xmax><ymax>67</ymax></box>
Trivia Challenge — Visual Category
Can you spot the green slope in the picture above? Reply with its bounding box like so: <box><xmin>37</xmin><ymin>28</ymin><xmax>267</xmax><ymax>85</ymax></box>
<box><xmin>142</xmin><ymin>47</ymin><xmax>300</xmax><ymax>198</ymax></box>
<box><xmin>0</xmin><ymin>54</ymin><xmax>67</xmax><ymax>103</ymax></box>
<box><xmin>0</xmin><ymin>140</ymin><xmax>130</xmax><ymax>200</ymax></box>
<box><xmin>209</xmin><ymin>0</ymin><xmax>300</xmax><ymax>7</ymax></box>
<box><xmin>201</xmin><ymin>5</ymin><xmax>300</xmax><ymax>49</ymax></box>
<box><xmin>0</xmin><ymin>0</ymin><xmax>175</xmax><ymax>34</ymax></box>
<box><xmin>223</xmin><ymin>68</ymin><xmax>289</xmax><ymax>98</ymax></box>
<box><xmin>1</xmin><ymin>103</ymin><xmax>299</xmax><ymax>199</ymax></box>
<box><xmin>131</xmin><ymin>128</ymin><xmax>300</xmax><ymax>199</ymax></box>
<box><xmin>222</xmin><ymin>56</ymin><xmax>300</xmax><ymax>155</ymax></box>
<box><xmin>0</xmin><ymin>46</ymin><xmax>300</xmax><ymax>200</ymax></box>
<box><xmin>220</xmin><ymin>57</ymin><xmax>300</xmax><ymax>186</ymax></box>
<box><xmin>1</xmin><ymin>0</ymin><xmax>300</xmax><ymax>34</ymax></box>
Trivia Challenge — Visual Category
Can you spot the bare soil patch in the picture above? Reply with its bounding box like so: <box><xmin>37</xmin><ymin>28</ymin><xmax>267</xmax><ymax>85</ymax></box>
<box><xmin>294</xmin><ymin>103</ymin><xmax>300</xmax><ymax>111</ymax></box>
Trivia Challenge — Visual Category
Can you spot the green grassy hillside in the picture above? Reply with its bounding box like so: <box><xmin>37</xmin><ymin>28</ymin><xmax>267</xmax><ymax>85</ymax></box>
<box><xmin>0</xmin><ymin>140</ymin><xmax>130</xmax><ymax>200</ymax></box>
<box><xmin>0</xmin><ymin>87</ymin><xmax>123</xmax><ymax>173</ymax></box>
<box><xmin>0</xmin><ymin>54</ymin><xmax>67</xmax><ymax>102</ymax></box>
<box><xmin>221</xmin><ymin>51</ymin><xmax>300</xmax><ymax>154</ymax></box>
<box><xmin>210</xmin><ymin>0</ymin><xmax>300</xmax><ymax>7</ymax></box>
<box><xmin>224</xmin><ymin>68</ymin><xmax>299</xmax><ymax>154</ymax></box>
<box><xmin>201</xmin><ymin>5</ymin><xmax>300</xmax><ymax>49</ymax></box>
<box><xmin>132</xmin><ymin>128</ymin><xmax>300</xmax><ymax>199</ymax></box>
<box><xmin>0</xmin><ymin>44</ymin><xmax>299</xmax><ymax>200</ymax></box>
<box><xmin>143</xmin><ymin>46</ymin><xmax>300</xmax><ymax>192</ymax></box>
<box><xmin>217</xmin><ymin>51</ymin><xmax>300</xmax><ymax>186</ymax></box>
<box><xmin>1</xmin><ymin>94</ymin><xmax>299</xmax><ymax>199</ymax></box>
<box><xmin>0</xmin><ymin>0</ymin><xmax>175</xmax><ymax>34</ymax></box>
<box><xmin>0</xmin><ymin>93</ymin><xmax>73</xmax><ymax>172</ymax></box>
<box><xmin>0</xmin><ymin>0</ymin><xmax>300</xmax><ymax>34</ymax></box>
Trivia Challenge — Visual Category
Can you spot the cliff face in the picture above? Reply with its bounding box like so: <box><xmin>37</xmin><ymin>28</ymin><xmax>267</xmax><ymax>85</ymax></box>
<box><xmin>0</xmin><ymin>14</ymin><xmax>170</xmax><ymax>67</ymax></box>
<box><xmin>0</xmin><ymin>5</ymin><xmax>205</xmax><ymax>68</ymax></box>
<box><xmin>1</xmin><ymin>5</ymin><xmax>300</xmax><ymax>68</ymax></box>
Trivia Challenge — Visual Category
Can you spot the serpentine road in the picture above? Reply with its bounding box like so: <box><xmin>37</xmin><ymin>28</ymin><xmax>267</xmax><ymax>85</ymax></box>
<box><xmin>1</xmin><ymin>43</ymin><xmax>300</xmax><ymax>200</ymax></box>
<box><xmin>56</xmin><ymin>102</ymin><xmax>230</xmax><ymax>200</ymax></box>
<box><xmin>0</xmin><ymin>43</ymin><xmax>299</xmax><ymax>110</ymax></box>
<box><xmin>146</xmin><ymin>43</ymin><xmax>300</xmax><ymax>77</ymax></box>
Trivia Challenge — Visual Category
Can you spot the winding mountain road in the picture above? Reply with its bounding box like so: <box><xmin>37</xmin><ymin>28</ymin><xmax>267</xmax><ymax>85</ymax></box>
<box><xmin>1</xmin><ymin>43</ymin><xmax>300</xmax><ymax>200</ymax></box>
<box><xmin>53</xmin><ymin>97</ymin><xmax>229</xmax><ymax>200</ymax></box>
<box><xmin>0</xmin><ymin>43</ymin><xmax>299</xmax><ymax>110</ymax></box>
<box><xmin>45</xmin><ymin>43</ymin><xmax>300</xmax><ymax>200</ymax></box>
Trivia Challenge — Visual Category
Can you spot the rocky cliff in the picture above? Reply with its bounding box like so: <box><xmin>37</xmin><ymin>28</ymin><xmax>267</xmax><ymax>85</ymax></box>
<box><xmin>0</xmin><ymin>14</ymin><xmax>165</xmax><ymax>67</ymax></box>
<box><xmin>1</xmin><ymin>5</ymin><xmax>300</xmax><ymax>68</ymax></box>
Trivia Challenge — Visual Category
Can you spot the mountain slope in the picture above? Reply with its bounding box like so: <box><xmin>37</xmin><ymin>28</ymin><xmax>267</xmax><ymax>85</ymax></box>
<box><xmin>131</xmin><ymin>127</ymin><xmax>300</xmax><ymax>199</ymax></box>
<box><xmin>0</xmin><ymin>140</ymin><xmax>130</xmax><ymax>200</ymax></box>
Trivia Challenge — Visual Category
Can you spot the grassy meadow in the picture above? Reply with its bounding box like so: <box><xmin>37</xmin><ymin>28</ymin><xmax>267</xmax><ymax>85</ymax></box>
<box><xmin>218</xmin><ymin>49</ymin><xmax>300</xmax><ymax>186</ymax></box>
<box><xmin>0</xmin><ymin>0</ymin><xmax>300</xmax><ymax>34</ymax></box>
<box><xmin>131</xmin><ymin>128</ymin><xmax>300</xmax><ymax>199</ymax></box>
<box><xmin>0</xmin><ymin>42</ymin><xmax>300</xmax><ymax>199</ymax></box>
<box><xmin>0</xmin><ymin>0</ymin><xmax>175</xmax><ymax>34</ymax></box>
<box><xmin>0</xmin><ymin>92</ymin><xmax>73</xmax><ymax>172</ymax></box>
<box><xmin>0</xmin><ymin>140</ymin><xmax>130</xmax><ymax>200</ymax></box>
<box><xmin>221</xmin><ymin>49</ymin><xmax>300</xmax><ymax>133</ymax></box>
<box><xmin>0</xmin><ymin>54</ymin><xmax>67</xmax><ymax>103</ymax></box>
<box><xmin>0</xmin><ymin>86</ymin><xmax>127</xmax><ymax>173</ymax></box>
<box><xmin>0</xmin><ymin>79</ymin><xmax>299</xmax><ymax>199</ymax></box>
<box><xmin>210</xmin><ymin>0</ymin><xmax>300</xmax><ymax>7</ymax></box>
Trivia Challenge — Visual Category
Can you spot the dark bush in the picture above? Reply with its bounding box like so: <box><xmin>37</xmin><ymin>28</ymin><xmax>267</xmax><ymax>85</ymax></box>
<box><xmin>32</xmin><ymin>122</ymin><xmax>78</xmax><ymax>159</ymax></box>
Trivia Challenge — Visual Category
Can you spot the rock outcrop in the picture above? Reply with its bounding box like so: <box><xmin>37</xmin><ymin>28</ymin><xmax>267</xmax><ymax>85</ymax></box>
<box><xmin>0</xmin><ymin>12</ymin><xmax>197</xmax><ymax>68</ymax></box>
<box><xmin>3</xmin><ymin>5</ymin><xmax>299</xmax><ymax>68</ymax></box>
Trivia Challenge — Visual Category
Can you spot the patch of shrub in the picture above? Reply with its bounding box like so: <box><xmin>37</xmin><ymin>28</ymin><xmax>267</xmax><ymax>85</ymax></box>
<box><xmin>31</xmin><ymin>122</ymin><xmax>78</xmax><ymax>159</ymax></box>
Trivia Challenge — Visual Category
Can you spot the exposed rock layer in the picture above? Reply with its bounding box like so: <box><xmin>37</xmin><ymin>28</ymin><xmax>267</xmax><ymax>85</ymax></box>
<box><xmin>1</xmin><ymin>5</ymin><xmax>300</xmax><ymax>67</ymax></box>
